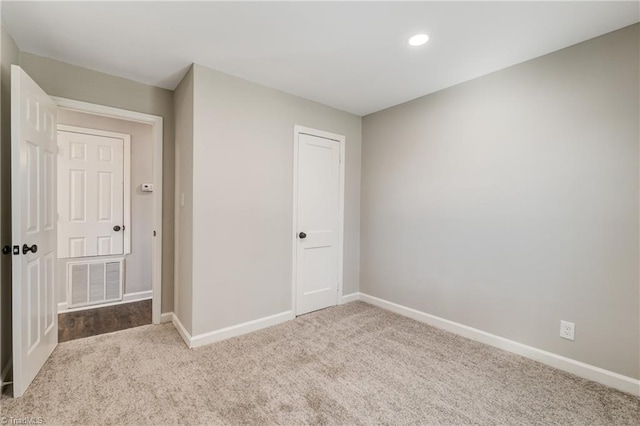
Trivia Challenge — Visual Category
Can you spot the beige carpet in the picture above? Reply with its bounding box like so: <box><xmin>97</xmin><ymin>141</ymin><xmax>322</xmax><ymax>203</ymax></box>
<box><xmin>1</xmin><ymin>301</ymin><xmax>638</xmax><ymax>425</ymax></box>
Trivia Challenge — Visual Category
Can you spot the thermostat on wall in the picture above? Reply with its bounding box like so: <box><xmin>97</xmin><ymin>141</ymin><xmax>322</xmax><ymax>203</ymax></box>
<box><xmin>141</xmin><ymin>183</ymin><xmax>154</xmax><ymax>192</ymax></box>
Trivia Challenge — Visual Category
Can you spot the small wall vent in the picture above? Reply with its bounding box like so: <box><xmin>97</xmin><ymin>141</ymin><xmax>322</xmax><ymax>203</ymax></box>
<box><xmin>68</xmin><ymin>258</ymin><xmax>124</xmax><ymax>308</ymax></box>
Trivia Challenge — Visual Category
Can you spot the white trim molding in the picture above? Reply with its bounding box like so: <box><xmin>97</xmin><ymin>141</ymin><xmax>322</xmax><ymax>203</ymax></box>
<box><xmin>340</xmin><ymin>292</ymin><xmax>360</xmax><ymax>304</ymax></box>
<box><xmin>122</xmin><ymin>290</ymin><xmax>153</xmax><ymax>303</ymax></box>
<box><xmin>171</xmin><ymin>314</ymin><xmax>192</xmax><ymax>348</ymax></box>
<box><xmin>172</xmin><ymin>311</ymin><xmax>294</xmax><ymax>349</ymax></box>
<box><xmin>356</xmin><ymin>293</ymin><xmax>640</xmax><ymax>397</ymax></box>
<box><xmin>160</xmin><ymin>312</ymin><xmax>173</xmax><ymax>324</ymax></box>
<box><xmin>57</xmin><ymin>290</ymin><xmax>152</xmax><ymax>314</ymax></box>
<box><xmin>52</xmin><ymin>97</ymin><xmax>164</xmax><ymax>325</ymax></box>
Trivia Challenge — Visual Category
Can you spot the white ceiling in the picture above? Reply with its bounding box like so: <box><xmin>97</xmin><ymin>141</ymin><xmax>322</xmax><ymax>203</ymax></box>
<box><xmin>2</xmin><ymin>1</ymin><xmax>638</xmax><ymax>116</ymax></box>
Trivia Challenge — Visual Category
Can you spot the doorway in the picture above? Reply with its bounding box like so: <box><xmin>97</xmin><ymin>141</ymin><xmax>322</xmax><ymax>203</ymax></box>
<box><xmin>292</xmin><ymin>125</ymin><xmax>345</xmax><ymax>316</ymax></box>
<box><xmin>53</xmin><ymin>97</ymin><xmax>164</xmax><ymax>326</ymax></box>
<box><xmin>54</xmin><ymin>112</ymin><xmax>154</xmax><ymax>342</ymax></box>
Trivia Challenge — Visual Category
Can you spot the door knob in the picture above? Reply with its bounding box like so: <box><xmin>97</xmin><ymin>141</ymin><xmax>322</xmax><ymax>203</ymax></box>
<box><xmin>22</xmin><ymin>244</ymin><xmax>38</xmax><ymax>255</ymax></box>
<box><xmin>298</xmin><ymin>232</ymin><xmax>307</xmax><ymax>239</ymax></box>
<box><xmin>2</xmin><ymin>246</ymin><xmax>10</xmax><ymax>255</ymax></box>
<box><xmin>113</xmin><ymin>226</ymin><xmax>121</xmax><ymax>232</ymax></box>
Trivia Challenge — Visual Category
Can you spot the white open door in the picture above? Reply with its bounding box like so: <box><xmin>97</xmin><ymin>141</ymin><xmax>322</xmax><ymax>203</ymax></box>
<box><xmin>11</xmin><ymin>65</ymin><xmax>58</xmax><ymax>397</ymax></box>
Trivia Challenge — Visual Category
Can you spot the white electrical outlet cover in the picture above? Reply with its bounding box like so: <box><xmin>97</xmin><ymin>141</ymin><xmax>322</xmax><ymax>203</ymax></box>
<box><xmin>560</xmin><ymin>320</ymin><xmax>575</xmax><ymax>341</ymax></box>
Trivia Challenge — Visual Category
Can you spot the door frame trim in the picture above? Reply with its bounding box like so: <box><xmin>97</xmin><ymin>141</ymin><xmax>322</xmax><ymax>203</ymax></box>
<box><xmin>57</xmin><ymin>125</ymin><xmax>132</xmax><ymax>256</ymax></box>
<box><xmin>52</xmin><ymin>97</ymin><xmax>164</xmax><ymax>325</ymax></box>
<box><xmin>291</xmin><ymin>125</ymin><xmax>346</xmax><ymax>316</ymax></box>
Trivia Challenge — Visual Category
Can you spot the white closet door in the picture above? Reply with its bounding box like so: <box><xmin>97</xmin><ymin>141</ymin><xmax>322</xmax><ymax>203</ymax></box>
<box><xmin>295</xmin><ymin>133</ymin><xmax>341</xmax><ymax>315</ymax></box>
<box><xmin>57</xmin><ymin>130</ymin><xmax>124</xmax><ymax>258</ymax></box>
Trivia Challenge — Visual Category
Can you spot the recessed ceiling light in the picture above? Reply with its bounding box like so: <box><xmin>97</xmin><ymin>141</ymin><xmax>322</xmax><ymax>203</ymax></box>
<box><xmin>408</xmin><ymin>34</ymin><xmax>429</xmax><ymax>47</ymax></box>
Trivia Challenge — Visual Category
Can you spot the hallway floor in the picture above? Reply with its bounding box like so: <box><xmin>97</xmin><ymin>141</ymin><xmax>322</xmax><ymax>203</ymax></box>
<box><xmin>58</xmin><ymin>299</ymin><xmax>152</xmax><ymax>342</ymax></box>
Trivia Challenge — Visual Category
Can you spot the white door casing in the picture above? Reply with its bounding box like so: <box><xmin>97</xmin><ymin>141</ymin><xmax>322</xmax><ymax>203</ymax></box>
<box><xmin>293</xmin><ymin>126</ymin><xmax>345</xmax><ymax>315</ymax></box>
<box><xmin>11</xmin><ymin>65</ymin><xmax>58</xmax><ymax>397</ymax></box>
<box><xmin>57</xmin><ymin>128</ymin><xmax>127</xmax><ymax>258</ymax></box>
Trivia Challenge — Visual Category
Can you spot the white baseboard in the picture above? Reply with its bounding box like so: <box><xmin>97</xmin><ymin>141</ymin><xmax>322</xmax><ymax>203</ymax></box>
<box><xmin>358</xmin><ymin>293</ymin><xmax>640</xmax><ymax>397</ymax></box>
<box><xmin>1</xmin><ymin>357</ymin><xmax>12</xmax><ymax>387</ymax></box>
<box><xmin>122</xmin><ymin>290</ymin><xmax>153</xmax><ymax>303</ymax></box>
<box><xmin>172</xmin><ymin>311</ymin><xmax>294</xmax><ymax>349</ymax></box>
<box><xmin>171</xmin><ymin>313</ymin><xmax>192</xmax><ymax>348</ymax></box>
<box><xmin>191</xmin><ymin>311</ymin><xmax>294</xmax><ymax>348</ymax></box>
<box><xmin>58</xmin><ymin>290</ymin><xmax>152</xmax><ymax>314</ymax></box>
<box><xmin>160</xmin><ymin>312</ymin><xmax>173</xmax><ymax>324</ymax></box>
<box><xmin>341</xmin><ymin>292</ymin><xmax>360</xmax><ymax>304</ymax></box>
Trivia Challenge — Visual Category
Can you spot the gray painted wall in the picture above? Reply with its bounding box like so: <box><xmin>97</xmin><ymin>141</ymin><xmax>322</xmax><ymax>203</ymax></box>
<box><xmin>187</xmin><ymin>64</ymin><xmax>361</xmax><ymax>336</ymax></box>
<box><xmin>0</xmin><ymin>21</ymin><xmax>20</xmax><ymax>381</ymax></box>
<box><xmin>361</xmin><ymin>24</ymin><xmax>639</xmax><ymax>379</ymax></box>
<box><xmin>20</xmin><ymin>53</ymin><xmax>176</xmax><ymax>314</ymax></box>
<box><xmin>56</xmin><ymin>109</ymin><xmax>154</xmax><ymax>304</ymax></box>
<box><xmin>173</xmin><ymin>66</ymin><xmax>194</xmax><ymax>334</ymax></box>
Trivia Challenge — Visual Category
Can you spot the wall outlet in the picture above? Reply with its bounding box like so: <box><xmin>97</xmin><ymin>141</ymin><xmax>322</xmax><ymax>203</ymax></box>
<box><xmin>560</xmin><ymin>320</ymin><xmax>575</xmax><ymax>341</ymax></box>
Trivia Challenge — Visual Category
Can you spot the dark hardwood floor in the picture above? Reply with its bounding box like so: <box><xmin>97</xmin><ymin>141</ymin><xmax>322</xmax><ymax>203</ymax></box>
<box><xmin>58</xmin><ymin>299</ymin><xmax>152</xmax><ymax>342</ymax></box>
